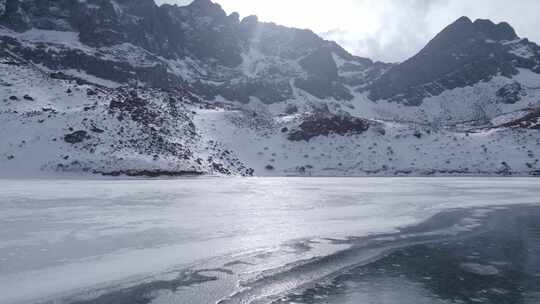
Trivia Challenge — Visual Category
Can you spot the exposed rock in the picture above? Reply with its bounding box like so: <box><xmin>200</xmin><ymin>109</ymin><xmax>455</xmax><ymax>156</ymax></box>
<box><xmin>97</xmin><ymin>170</ymin><xmax>204</xmax><ymax>178</ymax></box>
<box><xmin>496</xmin><ymin>82</ymin><xmax>525</xmax><ymax>104</ymax></box>
<box><xmin>295</xmin><ymin>76</ymin><xmax>353</xmax><ymax>101</ymax></box>
<box><xmin>0</xmin><ymin>0</ymin><xmax>381</xmax><ymax>104</ymax></box>
<box><xmin>109</xmin><ymin>95</ymin><xmax>157</xmax><ymax>125</ymax></box>
<box><xmin>284</xmin><ymin>103</ymin><xmax>298</xmax><ymax>115</ymax></box>
<box><xmin>90</xmin><ymin>126</ymin><xmax>105</xmax><ymax>133</ymax></box>
<box><xmin>0</xmin><ymin>0</ymin><xmax>30</xmax><ymax>31</ymax></box>
<box><xmin>194</xmin><ymin>78</ymin><xmax>293</xmax><ymax>104</ymax></box>
<box><xmin>497</xmin><ymin>161</ymin><xmax>512</xmax><ymax>176</ymax></box>
<box><xmin>1</xmin><ymin>32</ymin><xmax>181</xmax><ymax>90</ymax></box>
<box><xmin>64</xmin><ymin>130</ymin><xmax>89</xmax><ymax>144</ymax></box>
<box><xmin>299</xmin><ymin>47</ymin><xmax>338</xmax><ymax>81</ymax></box>
<box><xmin>288</xmin><ymin>112</ymin><xmax>370</xmax><ymax>141</ymax></box>
<box><xmin>498</xmin><ymin>108</ymin><xmax>540</xmax><ymax>129</ymax></box>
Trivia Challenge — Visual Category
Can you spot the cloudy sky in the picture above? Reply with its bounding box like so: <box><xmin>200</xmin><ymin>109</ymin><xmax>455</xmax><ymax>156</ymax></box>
<box><xmin>156</xmin><ymin>0</ymin><xmax>540</xmax><ymax>63</ymax></box>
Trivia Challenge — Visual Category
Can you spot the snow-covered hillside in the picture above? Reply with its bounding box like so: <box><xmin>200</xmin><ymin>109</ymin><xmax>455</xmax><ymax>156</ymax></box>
<box><xmin>0</xmin><ymin>0</ymin><xmax>539</xmax><ymax>177</ymax></box>
<box><xmin>194</xmin><ymin>89</ymin><xmax>540</xmax><ymax>176</ymax></box>
<box><xmin>0</xmin><ymin>48</ymin><xmax>251</xmax><ymax>177</ymax></box>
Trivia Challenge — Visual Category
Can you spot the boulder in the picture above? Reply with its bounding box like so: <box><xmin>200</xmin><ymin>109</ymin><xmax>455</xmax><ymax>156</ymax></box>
<box><xmin>288</xmin><ymin>112</ymin><xmax>370</xmax><ymax>141</ymax></box>
<box><xmin>64</xmin><ymin>130</ymin><xmax>89</xmax><ymax>144</ymax></box>
<box><xmin>496</xmin><ymin>82</ymin><xmax>524</xmax><ymax>104</ymax></box>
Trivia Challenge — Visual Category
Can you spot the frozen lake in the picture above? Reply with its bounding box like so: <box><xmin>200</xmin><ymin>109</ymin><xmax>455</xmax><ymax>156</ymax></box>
<box><xmin>0</xmin><ymin>178</ymin><xmax>539</xmax><ymax>304</ymax></box>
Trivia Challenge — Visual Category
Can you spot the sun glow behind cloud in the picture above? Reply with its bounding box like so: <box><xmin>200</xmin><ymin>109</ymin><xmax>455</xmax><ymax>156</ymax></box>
<box><xmin>157</xmin><ymin>0</ymin><xmax>540</xmax><ymax>63</ymax></box>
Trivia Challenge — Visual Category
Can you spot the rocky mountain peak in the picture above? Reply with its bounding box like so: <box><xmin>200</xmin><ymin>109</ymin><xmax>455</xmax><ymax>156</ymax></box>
<box><xmin>228</xmin><ymin>11</ymin><xmax>240</xmax><ymax>23</ymax></box>
<box><xmin>187</xmin><ymin>0</ymin><xmax>226</xmax><ymax>18</ymax></box>
<box><xmin>115</xmin><ymin>0</ymin><xmax>158</xmax><ymax>15</ymax></box>
<box><xmin>240</xmin><ymin>14</ymin><xmax>258</xmax><ymax>30</ymax></box>
<box><xmin>427</xmin><ymin>16</ymin><xmax>518</xmax><ymax>51</ymax></box>
<box><xmin>368</xmin><ymin>16</ymin><xmax>538</xmax><ymax>105</ymax></box>
<box><xmin>190</xmin><ymin>0</ymin><xmax>215</xmax><ymax>7</ymax></box>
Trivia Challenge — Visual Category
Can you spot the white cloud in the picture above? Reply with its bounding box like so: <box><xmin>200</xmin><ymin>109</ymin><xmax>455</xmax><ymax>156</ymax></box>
<box><xmin>156</xmin><ymin>0</ymin><xmax>540</xmax><ymax>63</ymax></box>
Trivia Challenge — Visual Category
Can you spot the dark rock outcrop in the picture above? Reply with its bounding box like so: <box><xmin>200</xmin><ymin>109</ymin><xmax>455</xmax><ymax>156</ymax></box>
<box><xmin>299</xmin><ymin>47</ymin><xmax>338</xmax><ymax>81</ymax></box>
<box><xmin>288</xmin><ymin>112</ymin><xmax>370</xmax><ymax>141</ymax></box>
<box><xmin>193</xmin><ymin>78</ymin><xmax>294</xmax><ymax>104</ymax></box>
<box><xmin>0</xmin><ymin>36</ymin><xmax>182</xmax><ymax>89</ymax></box>
<box><xmin>97</xmin><ymin>170</ymin><xmax>204</xmax><ymax>177</ymax></box>
<box><xmin>499</xmin><ymin>108</ymin><xmax>540</xmax><ymax>129</ymax></box>
<box><xmin>496</xmin><ymin>82</ymin><xmax>525</xmax><ymax>104</ymax></box>
<box><xmin>64</xmin><ymin>130</ymin><xmax>89</xmax><ymax>144</ymax></box>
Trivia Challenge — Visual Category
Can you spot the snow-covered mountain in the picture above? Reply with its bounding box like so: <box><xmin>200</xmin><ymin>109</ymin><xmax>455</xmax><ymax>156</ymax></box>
<box><xmin>0</xmin><ymin>0</ymin><xmax>539</xmax><ymax>177</ymax></box>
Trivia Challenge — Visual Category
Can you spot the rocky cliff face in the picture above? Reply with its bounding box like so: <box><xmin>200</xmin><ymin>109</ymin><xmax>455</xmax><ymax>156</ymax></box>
<box><xmin>0</xmin><ymin>0</ymin><xmax>386</xmax><ymax>101</ymax></box>
<box><xmin>1</xmin><ymin>0</ymin><xmax>539</xmax><ymax>177</ymax></box>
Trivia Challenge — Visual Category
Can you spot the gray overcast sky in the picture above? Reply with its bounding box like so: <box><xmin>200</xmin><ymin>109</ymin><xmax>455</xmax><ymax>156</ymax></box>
<box><xmin>156</xmin><ymin>0</ymin><xmax>540</xmax><ymax>63</ymax></box>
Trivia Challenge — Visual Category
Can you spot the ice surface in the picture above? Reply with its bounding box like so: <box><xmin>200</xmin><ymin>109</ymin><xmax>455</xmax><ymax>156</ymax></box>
<box><xmin>0</xmin><ymin>178</ymin><xmax>539</xmax><ymax>304</ymax></box>
<box><xmin>333</xmin><ymin>277</ymin><xmax>450</xmax><ymax>304</ymax></box>
<box><xmin>461</xmin><ymin>263</ymin><xmax>500</xmax><ymax>276</ymax></box>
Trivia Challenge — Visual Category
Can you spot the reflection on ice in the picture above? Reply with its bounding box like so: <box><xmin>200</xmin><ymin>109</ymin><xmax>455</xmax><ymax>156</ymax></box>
<box><xmin>337</xmin><ymin>277</ymin><xmax>449</xmax><ymax>304</ymax></box>
<box><xmin>282</xmin><ymin>205</ymin><xmax>540</xmax><ymax>304</ymax></box>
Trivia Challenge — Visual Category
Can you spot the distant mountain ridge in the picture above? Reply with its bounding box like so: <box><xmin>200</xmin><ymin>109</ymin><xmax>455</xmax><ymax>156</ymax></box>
<box><xmin>3</xmin><ymin>0</ymin><xmax>538</xmax><ymax>106</ymax></box>
<box><xmin>0</xmin><ymin>0</ymin><xmax>539</xmax><ymax>177</ymax></box>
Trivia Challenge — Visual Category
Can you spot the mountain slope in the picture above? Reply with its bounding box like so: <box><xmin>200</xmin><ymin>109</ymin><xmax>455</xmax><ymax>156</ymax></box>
<box><xmin>0</xmin><ymin>48</ymin><xmax>252</xmax><ymax>177</ymax></box>
<box><xmin>0</xmin><ymin>0</ymin><xmax>539</xmax><ymax>177</ymax></box>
